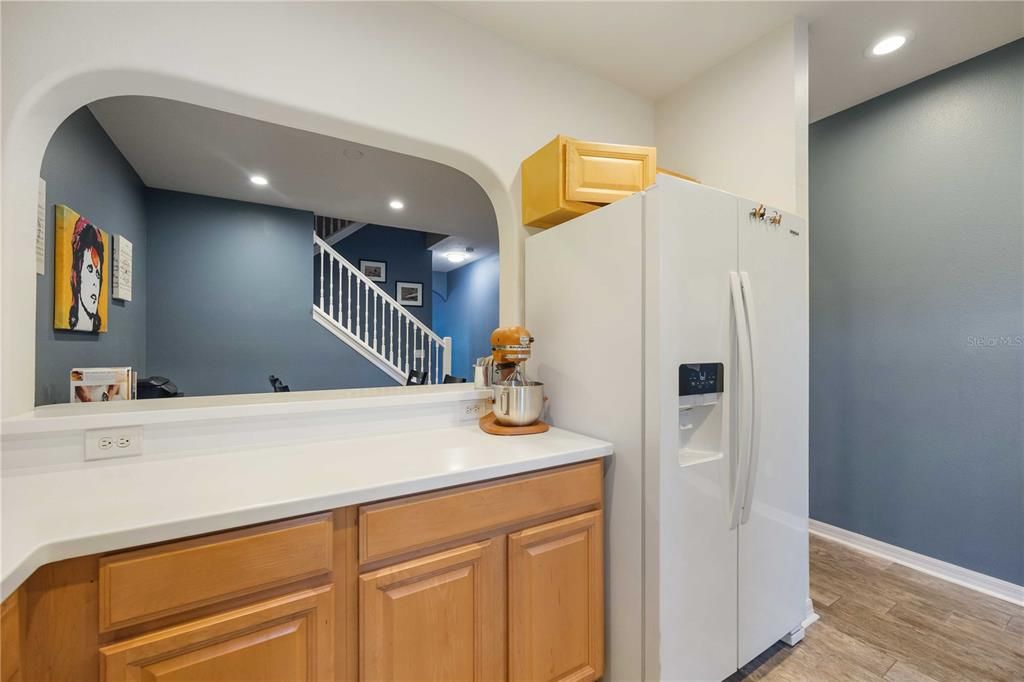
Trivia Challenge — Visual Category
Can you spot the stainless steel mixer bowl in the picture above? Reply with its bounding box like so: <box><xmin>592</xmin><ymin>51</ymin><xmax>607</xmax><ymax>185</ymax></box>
<box><xmin>492</xmin><ymin>382</ymin><xmax>545</xmax><ymax>426</ymax></box>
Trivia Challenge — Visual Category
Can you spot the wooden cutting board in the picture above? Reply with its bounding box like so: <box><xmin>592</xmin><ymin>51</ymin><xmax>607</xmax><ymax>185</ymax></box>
<box><xmin>478</xmin><ymin>411</ymin><xmax>550</xmax><ymax>436</ymax></box>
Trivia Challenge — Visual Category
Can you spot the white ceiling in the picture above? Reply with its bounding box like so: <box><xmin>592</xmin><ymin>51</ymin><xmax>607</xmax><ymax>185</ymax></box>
<box><xmin>437</xmin><ymin>1</ymin><xmax>1024</xmax><ymax>121</ymax></box>
<box><xmin>89</xmin><ymin>96</ymin><xmax>498</xmax><ymax>272</ymax></box>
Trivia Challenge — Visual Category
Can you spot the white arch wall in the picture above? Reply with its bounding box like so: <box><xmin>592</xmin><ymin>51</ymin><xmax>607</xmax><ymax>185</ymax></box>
<box><xmin>1</xmin><ymin>2</ymin><xmax>654</xmax><ymax>416</ymax></box>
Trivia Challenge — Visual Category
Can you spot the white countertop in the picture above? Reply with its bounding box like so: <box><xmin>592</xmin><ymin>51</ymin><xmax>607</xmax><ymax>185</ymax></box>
<box><xmin>1</xmin><ymin>423</ymin><xmax>611</xmax><ymax>600</ymax></box>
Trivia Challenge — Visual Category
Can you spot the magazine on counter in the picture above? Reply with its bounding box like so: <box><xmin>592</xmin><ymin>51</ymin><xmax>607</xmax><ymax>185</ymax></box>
<box><xmin>70</xmin><ymin>366</ymin><xmax>134</xmax><ymax>403</ymax></box>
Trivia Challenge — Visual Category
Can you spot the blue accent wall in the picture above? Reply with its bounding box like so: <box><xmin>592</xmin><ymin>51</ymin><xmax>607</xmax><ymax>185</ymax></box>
<box><xmin>433</xmin><ymin>254</ymin><xmax>499</xmax><ymax>381</ymax></box>
<box><xmin>809</xmin><ymin>40</ymin><xmax>1023</xmax><ymax>585</ymax></box>
<box><xmin>36</xmin><ymin>108</ymin><xmax>148</xmax><ymax>405</ymax></box>
<box><xmin>145</xmin><ymin>190</ymin><xmax>396</xmax><ymax>395</ymax></box>
<box><xmin>332</xmin><ymin>224</ymin><xmax>432</xmax><ymax>328</ymax></box>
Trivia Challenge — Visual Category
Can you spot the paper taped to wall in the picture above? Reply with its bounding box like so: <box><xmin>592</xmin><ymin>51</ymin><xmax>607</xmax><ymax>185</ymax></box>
<box><xmin>112</xmin><ymin>234</ymin><xmax>133</xmax><ymax>301</ymax></box>
<box><xmin>36</xmin><ymin>178</ymin><xmax>46</xmax><ymax>275</ymax></box>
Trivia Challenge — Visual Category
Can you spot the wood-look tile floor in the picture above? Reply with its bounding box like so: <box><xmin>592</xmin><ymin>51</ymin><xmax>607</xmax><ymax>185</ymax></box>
<box><xmin>730</xmin><ymin>535</ymin><xmax>1024</xmax><ymax>682</ymax></box>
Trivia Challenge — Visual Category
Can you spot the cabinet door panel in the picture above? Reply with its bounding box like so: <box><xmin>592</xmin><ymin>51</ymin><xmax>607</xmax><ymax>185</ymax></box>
<box><xmin>100</xmin><ymin>586</ymin><xmax>333</xmax><ymax>682</ymax></box>
<box><xmin>509</xmin><ymin>511</ymin><xmax>604</xmax><ymax>682</ymax></box>
<box><xmin>360</xmin><ymin>539</ymin><xmax>504</xmax><ymax>681</ymax></box>
<box><xmin>565</xmin><ymin>139</ymin><xmax>655</xmax><ymax>204</ymax></box>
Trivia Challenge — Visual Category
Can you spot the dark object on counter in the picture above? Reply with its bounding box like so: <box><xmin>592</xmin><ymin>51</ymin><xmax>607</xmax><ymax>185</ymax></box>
<box><xmin>136</xmin><ymin>376</ymin><xmax>184</xmax><ymax>399</ymax></box>
<box><xmin>405</xmin><ymin>369</ymin><xmax>427</xmax><ymax>386</ymax></box>
<box><xmin>269</xmin><ymin>375</ymin><xmax>290</xmax><ymax>392</ymax></box>
<box><xmin>443</xmin><ymin>374</ymin><xmax>467</xmax><ymax>384</ymax></box>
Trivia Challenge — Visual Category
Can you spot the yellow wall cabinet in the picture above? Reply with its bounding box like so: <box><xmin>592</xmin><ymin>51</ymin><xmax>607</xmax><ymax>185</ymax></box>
<box><xmin>2</xmin><ymin>461</ymin><xmax>604</xmax><ymax>682</ymax></box>
<box><xmin>522</xmin><ymin>135</ymin><xmax>656</xmax><ymax>228</ymax></box>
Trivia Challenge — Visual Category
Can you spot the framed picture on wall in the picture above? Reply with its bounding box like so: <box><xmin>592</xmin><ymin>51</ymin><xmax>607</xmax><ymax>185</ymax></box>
<box><xmin>360</xmin><ymin>259</ymin><xmax>387</xmax><ymax>282</ymax></box>
<box><xmin>53</xmin><ymin>205</ymin><xmax>109</xmax><ymax>333</ymax></box>
<box><xmin>396</xmin><ymin>281</ymin><xmax>423</xmax><ymax>307</ymax></box>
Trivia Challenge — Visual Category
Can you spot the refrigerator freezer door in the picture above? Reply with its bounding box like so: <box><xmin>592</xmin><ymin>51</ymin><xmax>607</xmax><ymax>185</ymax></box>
<box><xmin>644</xmin><ymin>176</ymin><xmax>739</xmax><ymax>682</ymax></box>
<box><xmin>736</xmin><ymin>201</ymin><xmax>810</xmax><ymax>666</ymax></box>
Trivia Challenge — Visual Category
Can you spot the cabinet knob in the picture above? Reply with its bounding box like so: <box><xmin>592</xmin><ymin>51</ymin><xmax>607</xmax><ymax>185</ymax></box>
<box><xmin>769</xmin><ymin>212</ymin><xmax>782</xmax><ymax>226</ymax></box>
<box><xmin>750</xmin><ymin>204</ymin><xmax>767</xmax><ymax>221</ymax></box>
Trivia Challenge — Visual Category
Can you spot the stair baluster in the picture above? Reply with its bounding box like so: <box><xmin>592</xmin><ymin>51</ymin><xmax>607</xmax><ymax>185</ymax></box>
<box><xmin>312</xmin><ymin>233</ymin><xmax>450</xmax><ymax>384</ymax></box>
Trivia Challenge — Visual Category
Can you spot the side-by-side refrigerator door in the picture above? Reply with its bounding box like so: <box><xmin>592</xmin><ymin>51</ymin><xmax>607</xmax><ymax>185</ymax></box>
<box><xmin>644</xmin><ymin>177</ymin><xmax>740</xmax><ymax>682</ymax></box>
<box><xmin>735</xmin><ymin>200</ymin><xmax>810</xmax><ymax>666</ymax></box>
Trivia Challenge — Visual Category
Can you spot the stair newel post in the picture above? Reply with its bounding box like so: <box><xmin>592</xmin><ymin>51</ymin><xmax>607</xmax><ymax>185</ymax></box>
<box><xmin>425</xmin><ymin>335</ymin><xmax>431</xmax><ymax>384</ymax></box>
<box><xmin>443</xmin><ymin>337</ymin><xmax>452</xmax><ymax>382</ymax></box>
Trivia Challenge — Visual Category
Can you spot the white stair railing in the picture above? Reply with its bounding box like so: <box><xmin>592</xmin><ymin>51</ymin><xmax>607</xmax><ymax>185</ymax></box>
<box><xmin>313</xmin><ymin>233</ymin><xmax>452</xmax><ymax>384</ymax></box>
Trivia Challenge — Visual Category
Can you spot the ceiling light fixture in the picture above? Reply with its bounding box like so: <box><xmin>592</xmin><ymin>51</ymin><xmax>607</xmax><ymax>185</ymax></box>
<box><xmin>445</xmin><ymin>247</ymin><xmax>474</xmax><ymax>264</ymax></box>
<box><xmin>250</xmin><ymin>175</ymin><xmax>269</xmax><ymax>186</ymax></box>
<box><xmin>869</xmin><ymin>33</ymin><xmax>909</xmax><ymax>57</ymax></box>
<box><xmin>389</xmin><ymin>199</ymin><xmax>405</xmax><ymax>210</ymax></box>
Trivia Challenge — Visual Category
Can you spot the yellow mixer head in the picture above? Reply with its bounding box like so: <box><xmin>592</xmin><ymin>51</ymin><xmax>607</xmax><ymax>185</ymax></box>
<box><xmin>491</xmin><ymin>325</ymin><xmax>534</xmax><ymax>365</ymax></box>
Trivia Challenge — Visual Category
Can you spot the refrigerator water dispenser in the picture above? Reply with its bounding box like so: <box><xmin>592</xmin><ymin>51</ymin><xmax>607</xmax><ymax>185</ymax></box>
<box><xmin>678</xmin><ymin>363</ymin><xmax>725</xmax><ymax>467</ymax></box>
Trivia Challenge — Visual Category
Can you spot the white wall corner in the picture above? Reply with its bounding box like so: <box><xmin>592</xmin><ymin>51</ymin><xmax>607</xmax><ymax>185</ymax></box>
<box><xmin>654</xmin><ymin>19</ymin><xmax>809</xmax><ymax>218</ymax></box>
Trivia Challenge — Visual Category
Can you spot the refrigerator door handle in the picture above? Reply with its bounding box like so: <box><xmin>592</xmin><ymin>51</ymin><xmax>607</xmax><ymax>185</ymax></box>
<box><xmin>739</xmin><ymin>271</ymin><xmax>761</xmax><ymax>525</ymax></box>
<box><xmin>728</xmin><ymin>272</ymin><xmax>753</xmax><ymax>530</ymax></box>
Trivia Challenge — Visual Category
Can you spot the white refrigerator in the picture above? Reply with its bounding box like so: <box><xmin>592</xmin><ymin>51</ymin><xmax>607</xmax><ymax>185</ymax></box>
<box><xmin>526</xmin><ymin>174</ymin><xmax>809</xmax><ymax>682</ymax></box>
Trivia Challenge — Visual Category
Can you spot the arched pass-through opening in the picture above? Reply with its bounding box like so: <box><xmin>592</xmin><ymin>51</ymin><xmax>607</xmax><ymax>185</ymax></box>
<box><xmin>3</xmin><ymin>69</ymin><xmax>520</xmax><ymax>416</ymax></box>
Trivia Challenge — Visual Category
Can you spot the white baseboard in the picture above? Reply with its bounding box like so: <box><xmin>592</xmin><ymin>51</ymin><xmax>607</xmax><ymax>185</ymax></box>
<box><xmin>810</xmin><ymin>520</ymin><xmax>1024</xmax><ymax>607</ymax></box>
<box><xmin>802</xmin><ymin>597</ymin><xmax>819</xmax><ymax>630</ymax></box>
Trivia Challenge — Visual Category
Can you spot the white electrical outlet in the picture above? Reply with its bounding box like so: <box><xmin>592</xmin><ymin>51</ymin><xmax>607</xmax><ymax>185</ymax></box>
<box><xmin>463</xmin><ymin>400</ymin><xmax>491</xmax><ymax>418</ymax></box>
<box><xmin>85</xmin><ymin>426</ymin><xmax>144</xmax><ymax>460</ymax></box>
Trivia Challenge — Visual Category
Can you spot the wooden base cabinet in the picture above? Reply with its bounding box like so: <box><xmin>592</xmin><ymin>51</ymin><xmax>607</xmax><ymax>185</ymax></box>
<box><xmin>3</xmin><ymin>460</ymin><xmax>604</xmax><ymax>682</ymax></box>
<box><xmin>357</xmin><ymin>461</ymin><xmax>605</xmax><ymax>682</ymax></box>
<box><xmin>360</xmin><ymin>540</ymin><xmax>506</xmax><ymax>681</ymax></box>
<box><xmin>509</xmin><ymin>512</ymin><xmax>604</xmax><ymax>682</ymax></box>
<box><xmin>100</xmin><ymin>587</ymin><xmax>334</xmax><ymax>681</ymax></box>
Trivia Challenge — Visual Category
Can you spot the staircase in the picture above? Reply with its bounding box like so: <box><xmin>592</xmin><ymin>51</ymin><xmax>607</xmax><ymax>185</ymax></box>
<box><xmin>313</xmin><ymin>233</ymin><xmax>452</xmax><ymax>384</ymax></box>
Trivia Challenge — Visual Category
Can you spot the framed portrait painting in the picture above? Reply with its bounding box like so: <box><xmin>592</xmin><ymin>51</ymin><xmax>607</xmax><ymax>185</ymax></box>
<box><xmin>54</xmin><ymin>205</ymin><xmax>109</xmax><ymax>333</ymax></box>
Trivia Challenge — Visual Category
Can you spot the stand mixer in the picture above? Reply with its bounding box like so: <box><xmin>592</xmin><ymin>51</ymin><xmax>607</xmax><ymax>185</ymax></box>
<box><xmin>478</xmin><ymin>326</ymin><xmax>548</xmax><ymax>433</ymax></box>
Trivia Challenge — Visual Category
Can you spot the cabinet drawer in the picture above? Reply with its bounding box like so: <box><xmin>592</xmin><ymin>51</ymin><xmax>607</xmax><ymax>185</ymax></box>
<box><xmin>100</xmin><ymin>585</ymin><xmax>334</xmax><ymax>682</ymax></box>
<box><xmin>359</xmin><ymin>460</ymin><xmax>602</xmax><ymax>566</ymax></box>
<box><xmin>99</xmin><ymin>513</ymin><xmax>332</xmax><ymax>631</ymax></box>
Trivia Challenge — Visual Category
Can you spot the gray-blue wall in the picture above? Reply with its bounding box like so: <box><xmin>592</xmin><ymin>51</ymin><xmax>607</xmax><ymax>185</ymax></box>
<box><xmin>332</xmin><ymin>224</ymin><xmax>433</xmax><ymax>328</ymax></box>
<box><xmin>36</xmin><ymin>107</ymin><xmax>148</xmax><ymax>405</ymax></box>
<box><xmin>433</xmin><ymin>254</ymin><xmax>500</xmax><ymax>380</ymax></box>
<box><xmin>809</xmin><ymin>39</ymin><xmax>1023</xmax><ymax>585</ymax></box>
<box><xmin>145</xmin><ymin>190</ymin><xmax>394</xmax><ymax>396</ymax></box>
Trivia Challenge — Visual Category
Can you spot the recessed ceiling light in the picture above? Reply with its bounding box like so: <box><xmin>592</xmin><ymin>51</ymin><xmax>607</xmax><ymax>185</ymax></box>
<box><xmin>250</xmin><ymin>175</ymin><xmax>268</xmax><ymax>186</ymax></box>
<box><xmin>869</xmin><ymin>33</ymin><xmax>909</xmax><ymax>57</ymax></box>
<box><xmin>389</xmin><ymin>199</ymin><xmax>404</xmax><ymax>210</ymax></box>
